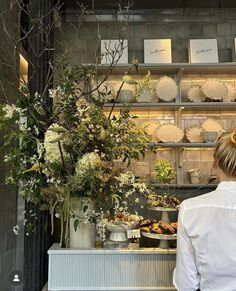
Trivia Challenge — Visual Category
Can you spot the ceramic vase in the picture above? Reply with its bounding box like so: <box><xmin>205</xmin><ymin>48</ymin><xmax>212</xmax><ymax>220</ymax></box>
<box><xmin>69</xmin><ymin>197</ymin><xmax>96</xmax><ymax>249</ymax></box>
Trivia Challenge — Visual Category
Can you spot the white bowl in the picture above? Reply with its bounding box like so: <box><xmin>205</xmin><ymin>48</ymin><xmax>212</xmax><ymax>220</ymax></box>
<box><xmin>200</xmin><ymin>131</ymin><xmax>218</xmax><ymax>143</ymax></box>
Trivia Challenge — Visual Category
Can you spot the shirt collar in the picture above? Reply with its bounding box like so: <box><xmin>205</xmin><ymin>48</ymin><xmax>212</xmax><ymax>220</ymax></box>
<box><xmin>217</xmin><ymin>181</ymin><xmax>236</xmax><ymax>191</ymax></box>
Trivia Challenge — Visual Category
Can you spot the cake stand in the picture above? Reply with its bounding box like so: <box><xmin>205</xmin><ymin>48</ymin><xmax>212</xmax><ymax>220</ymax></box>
<box><xmin>141</xmin><ymin>206</ymin><xmax>178</xmax><ymax>248</ymax></box>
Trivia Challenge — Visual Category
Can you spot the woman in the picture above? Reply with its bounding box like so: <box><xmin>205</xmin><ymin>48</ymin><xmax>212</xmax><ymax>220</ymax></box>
<box><xmin>173</xmin><ymin>129</ymin><xmax>236</xmax><ymax>291</ymax></box>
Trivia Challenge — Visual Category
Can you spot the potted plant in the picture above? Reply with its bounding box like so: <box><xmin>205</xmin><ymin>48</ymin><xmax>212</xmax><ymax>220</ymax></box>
<box><xmin>148</xmin><ymin>158</ymin><xmax>179</xmax><ymax>210</ymax></box>
<box><xmin>134</xmin><ymin>71</ymin><xmax>156</xmax><ymax>103</ymax></box>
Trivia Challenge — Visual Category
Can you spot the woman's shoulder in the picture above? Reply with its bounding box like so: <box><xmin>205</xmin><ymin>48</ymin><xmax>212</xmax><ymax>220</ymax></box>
<box><xmin>180</xmin><ymin>190</ymin><xmax>218</xmax><ymax>211</ymax></box>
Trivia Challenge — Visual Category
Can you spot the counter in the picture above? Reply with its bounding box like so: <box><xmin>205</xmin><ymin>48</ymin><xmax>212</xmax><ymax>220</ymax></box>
<box><xmin>48</xmin><ymin>243</ymin><xmax>176</xmax><ymax>291</ymax></box>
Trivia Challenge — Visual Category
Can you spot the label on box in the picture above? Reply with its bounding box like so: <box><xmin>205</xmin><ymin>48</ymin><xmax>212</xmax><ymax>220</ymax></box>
<box><xmin>189</xmin><ymin>39</ymin><xmax>218</xmax><ymax>63</ymax></box>
<box><xmin>144</xmin><ymin>39</ymin><xmax>172</xmax><ymax>63</ymax></box>
<box><xmin>127</xmin><ymin>229</ymin><xmax>141</xmax><ymax>239</ymax></box>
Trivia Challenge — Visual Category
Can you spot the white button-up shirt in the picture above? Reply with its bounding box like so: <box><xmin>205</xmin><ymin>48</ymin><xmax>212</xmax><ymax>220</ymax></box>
<box><xmin>173</xmin><ymin>181</ymin><xmax>236</xmax><ymax>291</ymax></box>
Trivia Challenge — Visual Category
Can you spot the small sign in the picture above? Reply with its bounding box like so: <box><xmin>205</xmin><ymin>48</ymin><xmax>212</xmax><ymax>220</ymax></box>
<box><xmin>189</xmin><ymin>39</ymin><xmax>219</xmax><ymax>63</ymax></box>
<box><xmin>127</xmin><ymin>229</ymin><xmax>141</xmax><ymax>239</ymax></box>
<box><xmin>144</xmin><ymin>39</ymin><xmax>172</xmax><ymax>63</ymax></box>
<box><xmin>101</xmin><ymin>39</ymin><xmax>128</xmax><ymax>64</ymax></box>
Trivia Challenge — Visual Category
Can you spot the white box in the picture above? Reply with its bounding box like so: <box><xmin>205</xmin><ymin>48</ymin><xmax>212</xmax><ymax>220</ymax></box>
<box><xmin>101</xmin><ymin>39</ymin><xmax>128</xmax><ymax>64</ymax></box>
<box><xmin>189</xmin><ymin>39</ymin><xmax>219</xmax><ymax>63</ymax></box>
<box><xmin>144</xmin><ymin>39</ymin><xmax>172</xmax><ymax>63</ymax></box>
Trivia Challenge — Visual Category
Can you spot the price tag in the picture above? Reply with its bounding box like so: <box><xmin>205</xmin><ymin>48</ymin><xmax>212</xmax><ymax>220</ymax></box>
<box><xmin>127</xmin><ymin>229</ymin><xmax>141</xmax><ymax>239</ymax></box>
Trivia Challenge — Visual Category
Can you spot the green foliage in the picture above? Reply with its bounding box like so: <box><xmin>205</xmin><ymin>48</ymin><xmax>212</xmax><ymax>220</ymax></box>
<box><xmin>153</xmin><ymin>158</ymin><xmax>176</xmax><ymax>184</ymax></box>
<box><xmin>1</xmin><ymin>64</ymin><xmax>151</xmax><ymax>247</ymax></box>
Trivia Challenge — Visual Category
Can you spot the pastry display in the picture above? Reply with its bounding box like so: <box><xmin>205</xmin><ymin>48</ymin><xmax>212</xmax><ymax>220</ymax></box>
<box><xmin>147</xmin><ymin>193</ymin><xmax>180</xmax><ymax>209</ymax></box>
<box><xmin>201</xmin><ymin>79</ymin><xmax>228</xmax><ymax>100</ymax></box>
<box><xmin>107</xmin><ymin>212</ymin><xmax>143</xmax><ymax>229</ymax></box>
<box><xmin>187</xmin><ymin>85</ymin><xmax>206</xmax><ymax>102</ymax></box>
<box><xmin>156</xmin><ymin>123</ymin><xmax>184</xmax><ymax>143</ymax></box>
<box><xmin>155</xmin><ymin>76</ymin><xmax>178</xmax><ymax>101</ymax></box>
<box><xmin>139</xmin><ymin>220</ymin><xmax>178</xmax><ymax>235</ymax></box>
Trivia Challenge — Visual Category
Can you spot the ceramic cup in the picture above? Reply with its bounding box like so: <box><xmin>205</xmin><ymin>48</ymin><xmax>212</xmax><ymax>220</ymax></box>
<box><xmin>200</xmin><ymin>131</ymin><xmax>218</xmax><ymax>143</ymax></box>
<box><xmin>188</xmin><ymin>168</ymin><xmax>201</xmax><ymax>184</ymax></box>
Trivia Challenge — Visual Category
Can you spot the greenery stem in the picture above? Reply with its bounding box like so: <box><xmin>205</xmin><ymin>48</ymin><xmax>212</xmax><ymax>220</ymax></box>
<box><xmin>58</xmin><ymin>141</ymin><xmax>66</xmax><ymax>172</ymax></box>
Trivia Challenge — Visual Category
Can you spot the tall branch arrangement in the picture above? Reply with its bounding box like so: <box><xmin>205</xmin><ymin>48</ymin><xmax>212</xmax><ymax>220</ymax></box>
<box><xmin>0</xmin><ymin>0</ymin><xmax>151</xmax><ymax>247</ymax></box>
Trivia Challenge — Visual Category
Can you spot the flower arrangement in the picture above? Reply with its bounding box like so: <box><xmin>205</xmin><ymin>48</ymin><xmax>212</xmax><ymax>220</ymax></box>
<box><xmin>1</xmin><ymin>65</ymin><xmax>151</xmax><ymax>247</ymax></box>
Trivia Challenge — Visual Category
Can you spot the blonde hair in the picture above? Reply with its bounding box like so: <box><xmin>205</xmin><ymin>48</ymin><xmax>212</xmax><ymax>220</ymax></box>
<box><xmin>214</xmin><ymin>129</ymin><xmax>236</xmax><ymax>177</ymax></box>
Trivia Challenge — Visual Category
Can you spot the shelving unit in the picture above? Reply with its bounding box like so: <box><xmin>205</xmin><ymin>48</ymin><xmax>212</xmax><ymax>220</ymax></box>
<box><xmin>97</xmin><ymin>62</ymin><xmax>236</xmax><ymax>75</ymax></box>
<box><xmin>100</xmin><ymin>62</ymin><xmax>236</xmax><ymax>188</ymax></box>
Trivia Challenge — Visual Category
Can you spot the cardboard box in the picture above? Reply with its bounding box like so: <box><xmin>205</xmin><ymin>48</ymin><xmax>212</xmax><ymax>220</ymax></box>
<box><xmin>189</xmin><ymin>39</ymin><xmax>219</xmax><ymax>63</ymax></box>
<box><xmin>144</xmin><ymin>39</ymin><xmax>172</xmax><ymax>63</ymax></box>
<box><xmin>101</xmin><ymin>39</ymin><xmax>128</xmax><ymax>64</ymax></box>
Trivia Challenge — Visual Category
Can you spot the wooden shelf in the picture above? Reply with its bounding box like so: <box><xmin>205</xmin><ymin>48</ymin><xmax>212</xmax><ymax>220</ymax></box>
<box><xmin>97</xmin><ymin>62</ymin><xmax>236</xmax><ymax>75</ymax></box>
<box><xmin>103</xmin><ymin>101</ymin><xmax>236</xmax><ymax>111</ymax></box>
<box><xmin>149</xmin><ymin>142</ymin><xmax>215</xmax><ymax>148</ymax></box>
<box><xmin>151</xmin><ymin>183</ymin><xmax>217</xmax><ymax>189</ymax></box>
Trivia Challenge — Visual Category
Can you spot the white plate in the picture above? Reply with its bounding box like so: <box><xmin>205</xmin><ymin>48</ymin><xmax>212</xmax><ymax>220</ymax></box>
<box><xmin>201</xmin><ymin>118</ymin><xmax>224</xmax><ymax>133</ymax></box>
<box><xmin>187</xmin><ymin>85</ymin><xmax>205</xmax><ymax>102</ymax></box>
<box><xmin>201</xmin><ymin>79</ymin><xmax>228</xmax><ymax>100</ymax></box>
<box><xmin>186</xmin><ymin>126</ymin><xmax>204</xmax><ymax>143</ymax></box>
<box><xmin>156</xmin><ymin>123</ymin><xmax>184</xmax><ymax>143</ymax></box>
<box><xmin>155</xmin><ymin>76</ymin><xmax>178</xmax><ymax>101</ymax></box>
<box><xmin>223</xmin><ymin>84</ymin><xmax>236</xmax><ymax>102</ymax></box>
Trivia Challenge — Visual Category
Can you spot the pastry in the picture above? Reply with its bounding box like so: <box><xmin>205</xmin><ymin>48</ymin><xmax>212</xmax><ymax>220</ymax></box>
<box><xmin>140</xmin><ymin>226</ymin><xmax>151</xmax><ymax>232</ymax></box>
<box><xmin>150</xmin><ymin>223</ymin><xmax>162</xmax><ymax>234</ymax></box>
<box><xmin>170</xmin><ymin>222</ymin><xmax>178</xmax><ymax>233</ymax></box>
<box><xmin>158</xmin><ymin>221</ymin><xmax>175</xmax><ymax>234</ymax></box>
<box><xmin>139</xmin><ymin>219</ymin><xmax>156</xmax><ymax>227</ymax></box>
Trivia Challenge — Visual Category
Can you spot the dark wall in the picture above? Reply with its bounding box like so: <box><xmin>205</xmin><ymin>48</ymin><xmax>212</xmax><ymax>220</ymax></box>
<box><xmin>0</xmin><ymin>0</ymin><xmax>19</xmax><ymax>290</ymax></box>
<box><xmin>55</xmin><ymin>8</ymin><xmax>236</xmax><ymax>63</ymax></box>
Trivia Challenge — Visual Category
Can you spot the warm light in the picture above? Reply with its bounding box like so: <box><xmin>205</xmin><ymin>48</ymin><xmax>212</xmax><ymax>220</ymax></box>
<box><xmin>20</xmin><ymin>54</ymin><xmax>28</xmax><ymax>83</ymax></box>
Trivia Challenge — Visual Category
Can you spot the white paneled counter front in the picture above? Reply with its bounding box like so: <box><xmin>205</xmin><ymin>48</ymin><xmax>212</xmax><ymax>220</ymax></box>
<box><xmin>48</xmin><ymin>244</ymin><xmax>176</xmax><ymax>291</ymax></box>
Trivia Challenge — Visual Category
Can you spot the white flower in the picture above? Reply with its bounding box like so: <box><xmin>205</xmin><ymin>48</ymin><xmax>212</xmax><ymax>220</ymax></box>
<box><xmin>75</xmin><ymin>152</ymin><xmax>101</xmax><ymax>177</ymax></box>
<box><xmin>13</xmin><ymin>225</ymin><xmax>20</xmax><ymax>235</ymax></box>
<box><xmin>4</xmin><ymin>155</ymin><xmax>9</xmax><ymax>162</ymax></box>
<box><xmin>135</xmin><ymin>197</ymin><xmax>140</xmax><ymax>203</ymax></box>
<box><xmin>44</xmin><ymin>123</ymin><xmax>67</xmax><ymax>165</ymax></box>
<box><xmin>115</xmin><ymin>171</ymin><xmax>135</xmax><ymax>186</ymax></box>
<box><xmin>2</xmin><ymin>104</ymin><xmax>23</xmax><ymax>119</ymax></box>
<box><xmin>36</xmin><ymin>140</ymin><xmax>44</xmax><ymax>159</ymax></box>
<box><xmin>55</xmin><ymin>213</ymin><xmax>60</xmax><ymax>218</ymax></box>
<box><xmin>49</xmin><ymin>86</ymin><xmax>64</xmax><ymax>100</ymax></box>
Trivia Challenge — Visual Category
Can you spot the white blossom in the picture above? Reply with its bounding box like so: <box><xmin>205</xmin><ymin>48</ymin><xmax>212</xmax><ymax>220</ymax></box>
<box><xmin>13</xmin><ymin>225</ymin><xmax>20</xmax><ymax>235</ymax></box>
<box><xmin>44</xmin><ymin>123</ymin><xmax>67</xmax><ymax>165</ymax></box>
<box><xmin>2</xmin><ymin>104</ymin><xmax>24</xmax><ymax>119</ymax></box>
<box><xmin>75</xmin><ymin>152</ymin><xmax>101</xmax><ymax>177</ymax></box>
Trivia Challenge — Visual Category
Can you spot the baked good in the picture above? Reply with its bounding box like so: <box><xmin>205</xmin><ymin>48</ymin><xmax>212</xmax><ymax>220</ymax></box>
<box><xmin>158</xmin><ymin>221</ymin><xmax>175</xmax><ymax>234</ymax></box>
<box><xmin>139</xmin><ymin>219</ymin><xmax>156</xmax><ymax>227</ymax></box>
<box><xmin>150</xmin><ymin>223</ymin><xmax>162</xmax><ymax>234</ymax></box>
<box><xmin>140</xmin><ymin>226</ymin><xmax>151</xmax><ymax>233</ymax></box>
<box><xmin>170</xmin><ymin>222</ymin><xmax>178</xmax><ymax>233</ymax></box>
